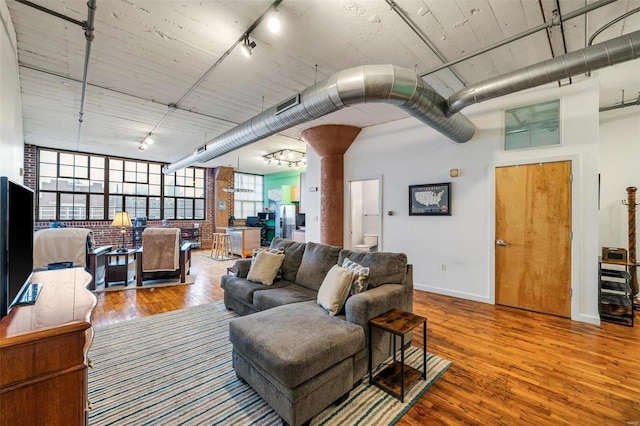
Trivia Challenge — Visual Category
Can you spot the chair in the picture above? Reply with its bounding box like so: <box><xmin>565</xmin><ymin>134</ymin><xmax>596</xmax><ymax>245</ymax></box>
<box><xmin>136</xmin><ymin>228</ymin><xmax>191</xmax><ymax>286</ymax></box>
<box><xmin>33</xmin><ymin>228</ymin><xmax>112</xmax><ymax>290</ymax></box>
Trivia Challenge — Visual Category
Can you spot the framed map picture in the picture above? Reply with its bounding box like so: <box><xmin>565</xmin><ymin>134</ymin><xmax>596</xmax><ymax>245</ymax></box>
<box><xmin>409</xmin><ymin>183</ymin><xmax>451</xmax><ymax>216</ymax></box>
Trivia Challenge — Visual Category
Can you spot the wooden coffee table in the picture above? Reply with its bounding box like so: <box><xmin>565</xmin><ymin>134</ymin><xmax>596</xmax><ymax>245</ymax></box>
<box><xmin>368</xmin><ymin>309</ymin><xmax>427</xmax><ymax>402</ymax></box>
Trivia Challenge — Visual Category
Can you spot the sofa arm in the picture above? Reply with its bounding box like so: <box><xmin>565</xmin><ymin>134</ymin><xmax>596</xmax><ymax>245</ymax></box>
<box><xmin>345</xmin><ymin>283</ymin><xmax>412</xmax><ymax>371</ymax></box>
<box><xmin>230</xmin><ymin>258</ymin><xmax>253</xmax><ymax>278</ymax></box>
<box><xmin>344</xmin><ymin>284</ymin><xmax>409</xmax><ymax>329</ymax></box>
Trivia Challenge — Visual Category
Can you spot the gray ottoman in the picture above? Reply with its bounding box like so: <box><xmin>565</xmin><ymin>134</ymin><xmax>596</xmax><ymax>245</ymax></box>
<box><xmin>229</xmin><ymin>301</ymin><xmax>365</xmax><ymax>426</ymax></box>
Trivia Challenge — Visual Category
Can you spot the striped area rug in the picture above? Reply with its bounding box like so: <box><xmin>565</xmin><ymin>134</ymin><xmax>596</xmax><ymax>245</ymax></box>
<box><xmin>88</xmin><ymin>302</ymin><xmax>451</xmax><ymax>425</ymax></box>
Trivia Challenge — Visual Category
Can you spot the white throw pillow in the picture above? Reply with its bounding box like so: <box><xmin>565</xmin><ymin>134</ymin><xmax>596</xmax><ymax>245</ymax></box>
<box><xmin>247</xmin><ymin>251</ymin><xmax>285</xmax><ymax>286</ymax></box>
<box><xmin>317</xmin><ymin>265</ymin><xmax>354</xmax><ymax>316</ymax></box>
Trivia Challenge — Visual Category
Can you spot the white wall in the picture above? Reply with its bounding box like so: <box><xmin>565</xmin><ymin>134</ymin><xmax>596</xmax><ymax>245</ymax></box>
<box><xmin>303</xmin><ymin>149</ymin><xmax>321</xmax><ymax>244</ymax></box>
<box><xmin>0</xmin><ymin>0</ymin><xmax>24</xmax><ymax>181</ymax></box>
<box><xmin>305</xmin><ymin>78</ymin><xmax>603</xmax><ymax>324</ymax></box>
<box><xmin>599</xmin><ymin>107</ymin><xmax>640</xmax><ymax>250</ymax></box>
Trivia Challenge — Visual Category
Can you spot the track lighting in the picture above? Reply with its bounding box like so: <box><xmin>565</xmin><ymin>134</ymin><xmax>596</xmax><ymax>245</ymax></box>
<box><xmin>144</xmin><ymin>134</ymin><xmax>153</xmax><ymax>145</ymax></box>
<box><xmin>267</xmin><ymin>8</ymin><xmax>281</xmax><ymax>33</ymax></box>
<box><xmin>241</xmin><ymin>35</ymin><xmax>256</xmax><ymax>58</ymax></box>
<box><xmin>262</xmin><ymin>149</ymin><xmax>306</xmax><ymax>169</ymax></box>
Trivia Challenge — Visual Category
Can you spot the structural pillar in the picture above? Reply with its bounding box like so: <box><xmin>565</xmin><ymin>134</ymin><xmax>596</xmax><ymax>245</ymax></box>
<box><xmin>214</xmin><ymin>166</ymin><xmax>234</xmax><ymax>234</ymax></box>
<box><xmin>303</xmin><ymin>125</ymin><xmax>361</xmax><ymax>246</ymax></box>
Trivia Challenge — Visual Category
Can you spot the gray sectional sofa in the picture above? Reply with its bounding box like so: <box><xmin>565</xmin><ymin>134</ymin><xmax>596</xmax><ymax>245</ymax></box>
<box><xmin>221</xmin><ymin>237</ymin><xmax>413</xmax><ymax>426</ymax></box>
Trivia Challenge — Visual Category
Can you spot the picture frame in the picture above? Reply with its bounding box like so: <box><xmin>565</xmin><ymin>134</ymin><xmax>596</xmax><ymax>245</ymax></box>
<box><xmin>409</xmin><ymin>182</ymin><xmax>451</xmax><ymax>216</ymax></box>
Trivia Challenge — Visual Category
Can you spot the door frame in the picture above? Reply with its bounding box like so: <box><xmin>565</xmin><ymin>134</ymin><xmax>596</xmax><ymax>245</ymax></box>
<box><xmin>346</xmin><ymin>175</ymin><xmax>383</xmax><ymax>251</ymax></box>
<box><xmin>489</xmin><ymin>154</ymin><xmax>581</xmax><ymax>321</ymax></box>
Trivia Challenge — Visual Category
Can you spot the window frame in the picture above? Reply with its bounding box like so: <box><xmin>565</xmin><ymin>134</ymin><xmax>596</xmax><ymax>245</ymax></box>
<box><xmin>36</xmin><ymin>148</ymin><xmax>206</xmax><ymax>222</ymax></box>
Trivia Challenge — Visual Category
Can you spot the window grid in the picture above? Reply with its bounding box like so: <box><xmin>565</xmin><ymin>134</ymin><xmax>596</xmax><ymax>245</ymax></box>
<box><xmin>232</xmin><ymin>173</ymin><xmax>264</xmax><ymax>218</ymax></box>
<box><xmin>37</xmin><ymin>148</ymin><xmax>206</xmax><ymax>221</ymax></box>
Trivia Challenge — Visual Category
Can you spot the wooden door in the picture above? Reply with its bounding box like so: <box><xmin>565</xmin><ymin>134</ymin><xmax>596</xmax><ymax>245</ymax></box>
<box><xmin>495</xmin><ymin>161</ymin><xmax>572</xmax><ymax>317</ymax></box>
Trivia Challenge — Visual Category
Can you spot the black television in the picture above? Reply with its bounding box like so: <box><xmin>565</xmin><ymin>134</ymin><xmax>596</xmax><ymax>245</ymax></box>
<box><xmin>0</xmin><ymin>177</ymin><xmax>37</xmax><ymax>319</ymax></box>
<box><xmin>246</xmin><ymin>216</ymin><xmax>259</xmax><ymax>227</ymax></box>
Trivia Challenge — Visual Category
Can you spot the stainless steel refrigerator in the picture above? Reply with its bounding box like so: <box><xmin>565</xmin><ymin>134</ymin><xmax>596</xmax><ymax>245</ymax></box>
<box><xmin>276</xmin><ymin>204</ymin><xmax>296</xmax><ymax>240</ymax></box>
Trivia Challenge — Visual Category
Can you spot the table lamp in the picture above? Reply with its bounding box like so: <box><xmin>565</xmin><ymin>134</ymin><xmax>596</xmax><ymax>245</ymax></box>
<box><xmin>111</xmin><ymin>212</ymin><xmax>132</xmax><ymax>252</ymax></box>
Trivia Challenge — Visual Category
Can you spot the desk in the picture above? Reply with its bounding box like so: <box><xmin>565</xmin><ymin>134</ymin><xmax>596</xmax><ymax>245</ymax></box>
<box><xmin>369</xmin><ymin>309</ymin><xmax>427</xmax><ymax>402</ymax></box>
<box><xmin>105</xmin><ymin>249</ymin><xmax>137</xmax><ymax>287</ymax></box>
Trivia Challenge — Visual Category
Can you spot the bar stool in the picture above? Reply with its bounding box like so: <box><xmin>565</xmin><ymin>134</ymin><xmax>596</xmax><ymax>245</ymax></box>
<box><xmin>210</xmin><ymin>233</ymin><xmax>223</xmax><ymax>258</ymax></box>
<box><xmin>211</xmin><ymin>233</ymin><xmax>233</xmax><ymax>260</ymax></box>
<box><xmin>220</xmin><ymin>234</ymin><xmax>233</xmax><ymax>260</ymax></box>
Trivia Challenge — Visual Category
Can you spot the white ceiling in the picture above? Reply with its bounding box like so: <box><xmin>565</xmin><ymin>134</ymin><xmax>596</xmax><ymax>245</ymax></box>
<box><xmin>6</xmin><ymin>0</ymin><xmax>640</xmax><ymax>174</ymax></box>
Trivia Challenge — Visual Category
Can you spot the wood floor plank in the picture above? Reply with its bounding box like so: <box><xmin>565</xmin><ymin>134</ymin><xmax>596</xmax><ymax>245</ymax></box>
<box><xmin>91</xmin><ymin>250</ymin><xmax>640</xmax><ymax>425</ymax></box>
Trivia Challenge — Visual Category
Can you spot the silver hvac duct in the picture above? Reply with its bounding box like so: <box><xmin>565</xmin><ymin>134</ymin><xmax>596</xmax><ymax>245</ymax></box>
<box><xmin>446</xmin><ymin>30</ymin><xmax>640</xmax><ymax>116</ymax></box>
<box><xmin>163</xmin><ymin>64</ymin><xmax>475</xmax><ymax>174</ymax></box>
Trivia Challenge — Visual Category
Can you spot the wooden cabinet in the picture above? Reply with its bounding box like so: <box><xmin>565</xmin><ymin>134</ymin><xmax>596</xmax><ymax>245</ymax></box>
<box><xmin>0</xmin><ymin>268</ymin><xmax>96</xmax><ymax>425</ymax></box>
<box><xmin>599</xmin><ymin>259</ymin><xmax>635</xmax><ymax>327</ymax></box>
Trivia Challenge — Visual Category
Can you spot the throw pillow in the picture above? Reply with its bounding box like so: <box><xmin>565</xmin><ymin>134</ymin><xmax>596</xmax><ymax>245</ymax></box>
<box><xmin>317</xmin><ymin>265</ymin><xmax>354</xmax><ymax>316</ymax></box>
<box><xmin>342</xmin><ymin>257</ymin><xmax>370</xmax><ymax>295</ymax></box>
<box><xmin>252</xmin><ymin>247</ymin><xmax>285</xmax><ymax>281</ymax></box>
<box><xmin>247</xmin><ymin>251</ymin><xmax>285</xmax><ymax>286</ymax></box>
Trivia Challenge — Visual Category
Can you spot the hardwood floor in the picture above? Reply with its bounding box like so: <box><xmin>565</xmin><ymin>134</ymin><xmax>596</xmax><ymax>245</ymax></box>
<box><xmin>92</xmin><ymin>250</ymin><xmax>640</xmax><ymax>425</ymax></box>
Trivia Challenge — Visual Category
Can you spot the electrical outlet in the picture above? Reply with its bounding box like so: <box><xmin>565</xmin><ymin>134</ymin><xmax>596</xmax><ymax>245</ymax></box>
<box><xmin>440</xmin><ymin>264</ymin><xmax>447</xmax><ymax>271</ymax></box>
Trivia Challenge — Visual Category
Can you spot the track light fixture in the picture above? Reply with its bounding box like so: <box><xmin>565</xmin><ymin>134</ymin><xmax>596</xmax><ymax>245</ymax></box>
<box><xmin>241</xmin><ymin>35</ymin><xmax>256</xmax><ymax>58</ymax></box>
<box><xmin>262</xmin><ymin>149</ymin><xmax>306</xmax><ymax>169</ymax></box>
<box><xmin>138</xmin><ymin>132</ymin><xmax>154</xmax><ymax>151</ymax></box>
<box><xmin>267</xmin><ymin>8</ymin><xmax>281</xmax><ymax>33</ymax></box>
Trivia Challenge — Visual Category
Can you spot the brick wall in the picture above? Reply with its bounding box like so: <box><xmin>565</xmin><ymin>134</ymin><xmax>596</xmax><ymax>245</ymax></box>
<box><xmin>24</xmin><ymin>144</ymin><xmax>217</xmax><ymax>249</ymax></box>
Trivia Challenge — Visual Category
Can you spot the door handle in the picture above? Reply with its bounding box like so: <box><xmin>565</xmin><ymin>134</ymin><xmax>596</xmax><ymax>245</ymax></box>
<box><xmin>496</xmin><ymin>239</ymin><xmax>510</xmax><ymax>246</ymax></box>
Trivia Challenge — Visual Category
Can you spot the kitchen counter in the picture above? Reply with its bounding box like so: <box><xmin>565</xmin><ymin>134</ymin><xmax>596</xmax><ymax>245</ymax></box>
<box><xmin>220</xmin><ymin>227</ymin><xmax>261</xmax><ymax>258</ymax></box>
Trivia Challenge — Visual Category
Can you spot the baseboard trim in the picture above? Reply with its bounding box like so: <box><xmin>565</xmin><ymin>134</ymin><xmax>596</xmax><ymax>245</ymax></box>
<box><xmin>413</xmin><ymin>284</ymin><xmax>492</xmax><ymax>304</ymax></box>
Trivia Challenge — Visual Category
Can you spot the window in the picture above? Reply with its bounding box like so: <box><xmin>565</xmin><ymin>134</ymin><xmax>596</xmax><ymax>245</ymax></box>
<box><xmin>233</xmin><ymin>173</ymin><xmax>263</xmax><ymax>218</ymax></box>
<box><xmin>164</xmin><ymin>167</ymin><xmax>206</xmax><ymax>220</ymax></box>
<box><xmin>38</xmin><ymin>150</ymin><xmax>105</xmax><ymax>220</ymax></box>
<box><xmin>505</xmin><ymin>100</ymin><xmax>560</xmax><ymax>151</ymax></box>
<box><xmin>36</xmin><ymin>148</ymin><xmax>205</xmax><ymax>221</ymax></box>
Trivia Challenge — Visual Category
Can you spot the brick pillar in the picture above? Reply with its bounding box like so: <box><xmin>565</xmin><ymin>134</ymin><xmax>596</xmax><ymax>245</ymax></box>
<box><xmin>303</xmin><ymin>125</ymin><xmax>361</xmax><ymax>246</ymax></box>
<box><xmin>214</xmin><ymin>166</ymin><xmax>234</xmax><ymax>233</ymax></box>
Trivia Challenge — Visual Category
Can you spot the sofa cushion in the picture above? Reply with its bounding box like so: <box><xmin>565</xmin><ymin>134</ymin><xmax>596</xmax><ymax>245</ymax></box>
<box><xmin>247</xmin><ymin>251</ymin><xmax>285</xmax><ymax>285</ymax></box>
<box><xmin>229</xmin><ymin>301</ymin><xmax>365</xmax><ymax>389</ymax></box>
<box><xmin>342</xmin><ymin>257</ymin><xmax>370</xmax><ymax>295</ymax></box>
<box><xmin>295</xmin><ymin>241</ymin><xmax>342</xmax><ymax>291</ymax></box>
<box><xmin>221</xmin><ymin>276</ymin><xmax>291</xmax><ymax>305</ymax></box>
<box><xmin>317</xmin><ymin>265</ymin><xmax>353</xmax><ymax>316</ymax></box>
<box><xmin>270</xmin><ymin>238</ymin><xmax>306</xmax><ymax>282</ymax></box>
<box><xmin>338</xmin><ymin>250</ymin><xmax>407</xmax><ymax>288</ymax></box>
<box><xmin>253</xmin><ymin>284</ymin><xmax>317</xmax><ymax>311</ymax></box>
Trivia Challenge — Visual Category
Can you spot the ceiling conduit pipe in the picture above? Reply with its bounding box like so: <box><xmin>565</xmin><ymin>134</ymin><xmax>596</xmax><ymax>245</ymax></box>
<box><xmin>78</xmin><ymin>0</ymin><xmax>97</xmax><ymax>128</ymax></box>
<box><xmin>422</xmin><ymin>0</ymin><xmax>617</xmax><ymax>78</ymax></box>
<box><xmin>446</xmin><ymin>30</ymin><xmax>640</xmax><ymax>116</ymax></box>
<box><xmin>163</xmin><ymin>64</ymin><xmax>475</xmax><ymax>174</ymax></box>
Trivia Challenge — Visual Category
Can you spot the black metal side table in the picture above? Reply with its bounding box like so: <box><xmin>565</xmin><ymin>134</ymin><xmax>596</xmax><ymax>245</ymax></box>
<box><xmin>368</xmin><ymin>308</ymin><xmax>427</xmax><ymax>402</ymax></box>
